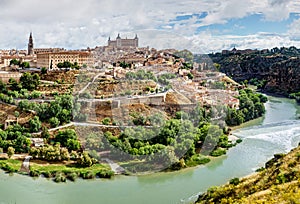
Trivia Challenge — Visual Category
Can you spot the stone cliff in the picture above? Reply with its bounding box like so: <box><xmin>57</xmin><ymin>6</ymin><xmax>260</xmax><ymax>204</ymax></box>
<box><xmin>207</xmin><ymin>47</ymin><xmax>300</xmax><ymax>96</ymax></box>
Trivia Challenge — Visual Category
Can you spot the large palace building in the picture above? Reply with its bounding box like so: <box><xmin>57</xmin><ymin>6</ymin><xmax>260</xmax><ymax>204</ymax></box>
<box><xmin>108</xmin><ymin>34</ymin><xmax>139</xmax><ymax>48</ymax></box>
<box><xmin>37</xmin><ymin>51</ymin><xmax>94</xmax><ymax>69</ymax></box>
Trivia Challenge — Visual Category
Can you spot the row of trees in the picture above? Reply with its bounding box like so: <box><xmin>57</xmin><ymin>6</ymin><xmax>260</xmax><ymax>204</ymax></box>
<box><xmin>18</xmin><ymin>94</ymin><xmax>86</xmax><ymax>128</ymax></box>
<box><xmin>9</xmin><ymin>59</ymin><xmax>30</xmax><ymax>68</ymax></box>
<box><xmin>102</xmin><ymin>105</ymin><xmax>230</xmax><ymax>170</ymax></box>
<box><xmin>57</xmin><ymin>61</ymin><xmax>80</xmax><ymax>69</ymax></box>
<box><xmin>125</xmin><ymin>70</ymin><xmax>156</xmax><ymax>81</ymax></box>
<box><xmin>226</xmin><ymin>89</ymin><xmax>268</xmax><ymax>126</ymax></box>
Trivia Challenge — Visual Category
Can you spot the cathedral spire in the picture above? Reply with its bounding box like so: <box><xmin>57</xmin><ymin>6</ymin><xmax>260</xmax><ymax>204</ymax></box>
<box><xmin>28</xmin><ymin>32</ymin><xmax>34</xmax><ymax>55</ymax></box>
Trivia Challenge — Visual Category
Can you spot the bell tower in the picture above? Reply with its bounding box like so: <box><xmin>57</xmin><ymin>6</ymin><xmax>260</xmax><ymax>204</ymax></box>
<box><xmin>28</xmin><ymin>32</ymin><xmax>34</xmax><ymax>55</ymax></box>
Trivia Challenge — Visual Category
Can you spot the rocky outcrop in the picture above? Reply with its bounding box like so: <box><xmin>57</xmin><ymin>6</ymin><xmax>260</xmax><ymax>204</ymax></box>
<box><xmin>209</xmin><ymin>48</ymin><xmax>300</xmax><ymax>96</ymax></box>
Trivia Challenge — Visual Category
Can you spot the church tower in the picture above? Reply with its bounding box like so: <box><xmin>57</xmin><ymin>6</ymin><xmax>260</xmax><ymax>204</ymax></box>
<box><xmin>28</xmin><ymin>32</ymin><xmax>34</xmax><ymax>55</ymax></box>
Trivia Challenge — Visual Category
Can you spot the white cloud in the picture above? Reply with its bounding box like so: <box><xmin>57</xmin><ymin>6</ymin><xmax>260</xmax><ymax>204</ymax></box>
<box><xmin>288</xmin><ymin>18</ymin><xmax>300</xmax><ymax>40</ymax></box>
<box><xmin>188</xmin><ymin>31</ymin><xmax>300</xmax><ymax>53</ymax></box>
<box><xmin>0</xmin><ymin>0</ymin><xmax>299</xmax><ymax>52</ymax></box>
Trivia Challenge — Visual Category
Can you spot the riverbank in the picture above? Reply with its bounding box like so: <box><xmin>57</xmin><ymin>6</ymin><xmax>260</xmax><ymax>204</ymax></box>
<box><xmin>196</xmin><ymin>144</ymin><xmax>300</xmax><ymax>203</ymax></box>
<box><xmin>0</xmin><ymin>95</ymin><xmax>299</xmax><ymax>204</ymax></box>
<box><xmin>0</xmin><ymin>157</ymin><xmax>114</xmax><ymax>182</ymax></box>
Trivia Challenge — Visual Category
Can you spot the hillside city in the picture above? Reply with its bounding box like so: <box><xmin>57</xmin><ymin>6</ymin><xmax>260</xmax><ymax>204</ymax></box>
<box><xmin>3</xmin><ymin>32</ymin><xmax>299</xmax><ymax>204</ymax></box>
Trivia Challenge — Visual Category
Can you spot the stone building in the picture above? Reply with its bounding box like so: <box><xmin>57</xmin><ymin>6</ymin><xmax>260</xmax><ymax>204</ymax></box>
<box><xmin>108</xmin><ymin>34</ymin><xmax>138</xmax><ymax>48</ymax></box>
<box><xmin>0</xmin><ymin>71</ymin><xmax>22</xmax><ymax>83</ymax></box>
<box><xmin>37</xmin><ymin>51</ymin><xmax>94</xmax><ymax>69</ymax></box>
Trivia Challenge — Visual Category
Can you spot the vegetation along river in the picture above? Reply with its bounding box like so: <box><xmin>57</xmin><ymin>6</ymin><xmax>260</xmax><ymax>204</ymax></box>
<box><xmin>0</xmin><ymin>95</ymin><xmax>300</xmax><ymax>204</ymax></box>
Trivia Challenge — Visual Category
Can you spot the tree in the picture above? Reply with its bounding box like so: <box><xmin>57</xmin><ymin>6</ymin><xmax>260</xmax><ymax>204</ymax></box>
<box><xmin>7</xmin><ymin>147</ymin><xmax>15</xmax><ymax>158</ymax></box>
<box><xmin>14</xmin><ymin>135</ymin><xmax>31</xmax><ymax>153</ymax></box>
<box><xmin>55</xmin><ymin>129</ymin><xmax>78</xmax><ymax>148</ymax></box>
<box><xmin>14</xmin><ymin>111</ymin><xmax>20</xmax><ymax>119</ymax></box>
<box><xmin>49</xmin><ymin>117</ymin><xmax>60</xmax><ymax>128</ymax></box>
<box><xmin>41</xmin><ymin>67</ymin><xmax>47</xmax><ymax>74</ymax></box>
<box><xmin>187</xmin><ymin>73</ymin><xmax>194</xmax><ymax>79</ymax></box>
<box><xmin>20</xmin><ymin>62</ymin><xmax>30</xmax><ymax>68</ymax></box>
<box><xmin>9</xmin><ymin>59</ymin><xmax>20</xmax><ymax>66</ymax></box>
<box><xmin>41</xmin><ymin>126</ymin><xmax>50</xmax><ymax>140</ymax></box>
<box><xmin>102</xmin><ymin>117</ymin><xmax>111</xmax><ymax>125</ymax></box>
<box><xmin>20</xmin><ymin>73</ymin><xmax>40</xmax><ymax>91</ymax></box>
<box><xmin>66</xmin><ymin>139</ymin><xmax>81</xmax><ymax>151</ymax></box>
<box><xmin>59</xmin><ymin>109</ymin><xmax>71</xmax><ymax>123</ymax></box>
<box><xmin>8</xmin><ymin>78</ymin><xmax>21</xmax><ymax>91</ymax></box>
<box><xmin>29</xmin><ymin>116</ymin><xmax>42</xmax><ymax>133</ymax></box>
<box><xmin>77</xmin><ymin>152</ymin><xmax>95</xmax><ymax>167</ymax></box>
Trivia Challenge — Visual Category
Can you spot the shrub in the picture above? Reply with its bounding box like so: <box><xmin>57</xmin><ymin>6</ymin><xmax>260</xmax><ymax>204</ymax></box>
<box><xmin>102</xmin><ymin>117</ymin><xmax>111</xmax><ymax>125</ymax></box>
<box><xmin>66</xmin><ymin>172</ymin><xmax>78</xmax><ymax>182</ymax></box>
<box><xmin>81</xmin><ymin>171</ymin><xmax>95</xmax><ymax>179</ymax></box>
<box><xmin>97</xmin><ymin>170</ymin><xmax>114</xmax><ymax>179</ymax></box>
<box><xmin>210</xmin><ymin>148</ymin><xmax>226</xmax><ymax>157</ymax></box>
<box><xmin>53</xmin><ymin>172</ymin><xmax>66</xmax><ymax>183</ymax></box>
<box><xmin>49</xmin><ymin>117</ymin><xmax>60</xmax><ymax>128</ymax></box>
<box><xmin>30</xmin><ymin>170</ymin><xmax>41</xmax><ymax>177</ymax></box>
<box><xmin>255</xmin><ymin>167</ymin><xmax>265</xmax><ymax>172</ymax></box>
<box><xmin>42</xmin><ymin>171</ymin><xmax>52</xmax><ymax>178</ymax></box>
<box><xmin>229</xmin><ymin>178</ymin><xmax>240</xmax><ymax>185</ymax></box>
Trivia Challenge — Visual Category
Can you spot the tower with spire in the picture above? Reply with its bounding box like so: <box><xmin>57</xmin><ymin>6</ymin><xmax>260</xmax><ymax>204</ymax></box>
<box><xmin>28</xmin><ymin>32</ymin><xmax>34</xmax><ymax>55</ymax></box>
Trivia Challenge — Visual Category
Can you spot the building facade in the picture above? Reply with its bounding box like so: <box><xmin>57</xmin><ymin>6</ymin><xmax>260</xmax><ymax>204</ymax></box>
<box><xmin>108</xmin><ymin>34</ymin><xmax>138</xmax><ymax>48</ymax></box>
<box><xmin>37</xmin><ymin>51</ymin><xmax>94</xmax><ymax>69</ymax></box>
<box><xmin>34</xmin><ymin>48</ymin><xmax>65</xmax><ymax>55</ymax></box>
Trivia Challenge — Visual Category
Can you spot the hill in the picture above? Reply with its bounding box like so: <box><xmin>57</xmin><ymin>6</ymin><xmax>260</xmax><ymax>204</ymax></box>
<box><xmin>196</xmin><ymin>144</ymin><xmax>300</xmax><ymax>203</ymax></box>
<box><xmin>206</xmin><ymin>46</ymin><xmax>300</xmax><ymax>96</ymax></box>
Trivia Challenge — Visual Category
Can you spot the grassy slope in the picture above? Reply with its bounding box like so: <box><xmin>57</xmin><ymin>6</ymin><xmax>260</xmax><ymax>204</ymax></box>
<box><xmin>196</xmin><ymin>145</ymin><xmax>300</xmax><ymax>204</ymax></box>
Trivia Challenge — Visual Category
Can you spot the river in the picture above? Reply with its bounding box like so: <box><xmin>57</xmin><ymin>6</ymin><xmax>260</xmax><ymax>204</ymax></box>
<box><xmin>0</xmin><ymin>95</ymin><xmax>300</xmax><ymax>204</ymax></box>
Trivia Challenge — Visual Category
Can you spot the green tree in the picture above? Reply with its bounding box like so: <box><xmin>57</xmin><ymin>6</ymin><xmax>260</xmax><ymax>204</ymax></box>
<box><xmin>102</xmin><ymin>117</ymin><xmax>111</xmax><ymax>125</ymax></box>
<box><xmin>20</xmin><ymin>61</ymin><xmax>30</xmax><ymax>68</ymax></box>
<box><xmin>49</xmin><ymin>117</ymin><xmax>60</xmax><ymax>128</ymax></box>
<box><xmin>9</xmin><ymin>59</ymin><xmax>20</xmax><ymax>66</ymax></box>
<box><xmin>7</xmin><ymin>146</ymin><xmax>15</xmax><ymax>158</ymax></box>
<box><xmin>14</xmin><ymin>135</ymin><xmax>31</xmax><ymax>153</ymax></box>
<box><xmin>55</xmin><ymin>129</ymin><xmax>78</xmax><ymax>148</ymax></box>
<box><xmin>77</xmin><ymin>152</ymin><xmax>94</xmax><ymax>167</ymax></box>
<box><xmin>20</xmin><ymin>72</ymin><xmax>40</xmax><ymax>91</ymax></box>
<box><xmin>41</xmin><ymin>67</ymin><xmax>47</xmax><ymax>74</ymax></box>
<box><xmin>29</xmin><ymin>116</ymin><xmax>42</xmax><ymax>133</ymax></box>
<box><xmin>66</xmin><ymin>139</ymin><xmax>81</xmax><ymax>151</ymax></box>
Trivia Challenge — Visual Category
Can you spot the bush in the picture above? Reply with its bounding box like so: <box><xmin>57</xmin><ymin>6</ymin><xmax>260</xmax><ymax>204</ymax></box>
<box><xmin>81</xmin><ymin>171</ymin><xmax>95</xmax><ymax>179</ymax></box>
<box><xmin>101</xmin><ymin>117</ymin><xmax>111</xmax><ymax>125</ymax></box>
<box><xmin>255</xmin><ymin>167</ymin><xmax>265</xmax><ymax>172</ymax></box>
<box><xmin>30</xmin><ymin>170</ymin><xmax>41</xmax><ymax>177</ymax></box>
<box><xmin>49</xmin><ymin>117</ymin><xmax>60</xmax><ymax>128</ymax></box>
<box><xmin>186</xmin><ymin>155</ymin><xmax>211</xmax><ymax>167</ymax></box>
<box><xmin>210</xmin><ymin>148</ymin><xmax>226</xmax><ymax>157</ymax></box>
<box><xmin>42</xmin><ymin>171</ymin><xmax>52</xmax><ymax>178</ymax></box>
<box><xmin>1</xmin><ymin>163</ymin><xmax>17</xmax><ymax>173</ymax></box>
<box><xmin>66</xmin><ymin>172</ymin><xmax>78</xmax><ymax>182</ymax></box>
<box><xmin>53</xmin><ymin>172</ymin><xmax>66</xmax><ymax>183</ymax></box>
<box><xmin>97</xmin><ymin>170</ymin><xmax>114</xmax><ymax>178</ymax></box>
<box><xmin>229</xmin><ymin>178</ymin><xmax>240</xmax><ymax>185</ymax></box>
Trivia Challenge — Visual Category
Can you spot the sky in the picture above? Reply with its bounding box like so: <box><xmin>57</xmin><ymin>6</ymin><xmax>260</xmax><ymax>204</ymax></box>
<box><xmin>1</xmin><ymin>0</ymin><xmax>300</xmax><ymax>53</ymax></box>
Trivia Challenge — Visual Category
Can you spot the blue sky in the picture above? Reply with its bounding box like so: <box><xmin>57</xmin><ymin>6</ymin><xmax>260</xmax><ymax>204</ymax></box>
<box><xmin>0</xmin><ymin>0</ymin><xmax>300</xmax><ymax>53</ymax></box>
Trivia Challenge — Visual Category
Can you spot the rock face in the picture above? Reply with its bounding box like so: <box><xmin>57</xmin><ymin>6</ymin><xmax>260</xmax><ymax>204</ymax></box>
<box><xmin>208</xmin><ymin>47</ymin><xmax>300</xmax><ymax>95</ymax></box>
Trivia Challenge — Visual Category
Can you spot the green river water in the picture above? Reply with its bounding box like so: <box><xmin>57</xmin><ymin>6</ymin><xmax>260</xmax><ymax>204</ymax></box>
<box><xmin>0</xmin><ymin>96</ymin><xmax>300</xmax><ymax>204</ymax></box>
